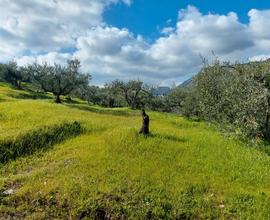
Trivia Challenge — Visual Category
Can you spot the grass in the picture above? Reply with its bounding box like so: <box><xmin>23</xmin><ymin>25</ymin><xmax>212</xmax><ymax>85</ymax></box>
<box><xmin>1</xmin><ymin>82</ymin><xmax>270</xmax><ymax>219</ymax></box>
<box><xmin>0</xmin><ymin>121</ymin><xmax>83</xmax><ymax>163</ymax></box>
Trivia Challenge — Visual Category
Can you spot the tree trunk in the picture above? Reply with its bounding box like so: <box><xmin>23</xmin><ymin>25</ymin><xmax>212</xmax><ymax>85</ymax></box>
<box><xmin>264</xmin><ymin>95</ymin><xmax>270</xmax><ymax>140</ymax></box>
<box><xmin>55</xmin><ymin>94</ymin><xmax>61</xmax><ymax>103</ymax></box>
<box><xmin>131</xmin><ymin>100</ymin><xmax>136</xmax><ymax>109</ymax></box>
<box><xmin>124</xmin><ymin>91</ymin><xmax>131</xmax><ymax>107</ymax></box>
<box><xmin>139</xmin><ymin>111</ymin><xmax>150</xmax><ymax>135</ymax></box>
<box><xmin>17</xmin><ymin>80</ymin><xmax>22</xmax><ymax>90</ymax></box>
<box><xmin>131</xmin><ymin>95</ymin><xmax>138</xmax><ymax>109</ymax></box>
<box><xmin>108</xmin><ymin>98</ymin><xmax>115</xmax><ymax>108</ymax></box>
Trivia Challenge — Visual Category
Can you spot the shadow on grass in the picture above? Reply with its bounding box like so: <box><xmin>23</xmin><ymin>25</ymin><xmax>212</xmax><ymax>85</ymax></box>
<box><xmin>147</xmin><ymin>133</ymin><xmax>187</xmax><ymax>143</ymax></box>
<box><xmin>255</xmin><ymin>143</ymin><xmax>270</xmax><ymax>156</ymax></box>
<box><xmin>0</xmin><ymin>97</ymin><xmax>6</xmax><ymax>102</ymax></box>
<box><xmin>0</xmin><ymin>121</ymin><xmax>84</xmax><ymax>164</ymax></box>
<box><xmin>62</xmin><ymin>97</ymin><xmax>81</xmax><ymax>104</ymax></box>
<box><xmin>66</xmin><ymin>104</ymin><xmax>139</xmax><ymax>117</ymax></box>
<box><xmin>8</xmin><ymin>92</ymin><xmax>52</xmax><ymax>100</ymax></box>
<box><xmin>170</xmin><ymin>120</ymin><xmax>200</xmax><ymax>129</ymax></box>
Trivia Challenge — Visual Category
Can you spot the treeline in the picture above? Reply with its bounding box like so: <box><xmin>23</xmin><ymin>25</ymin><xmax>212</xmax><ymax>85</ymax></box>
<box><xmin>0</xmin><ymin>60</ymin><xmax>167</xmax><ymax>109</ymax></box>
<box><xmin>0</xmin><ymin>60</ymin><xmax>90</xmax><ymax>103</ymax></box>
<box><xmin>2</xmin><ymin>58</ymin><xmax>270</xmax><ymax>141</ymax></box>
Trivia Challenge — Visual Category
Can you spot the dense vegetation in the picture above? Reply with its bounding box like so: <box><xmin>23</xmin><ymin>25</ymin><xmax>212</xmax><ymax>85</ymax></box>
<box><xmin>1</xmin><ymin>83</ymin><xmax>270</xmax><ymax>219</ymax></box>
<box><xmin>192</xmin><ymin>59</ymin><xmax>270</xmax><ymax>142</ymax></box>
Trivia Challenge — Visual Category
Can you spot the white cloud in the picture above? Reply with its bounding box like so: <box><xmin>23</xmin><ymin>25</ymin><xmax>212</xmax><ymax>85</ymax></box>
<box><xmin>16</xmin><ymin>52</ymin><xmax>72</xmax><ymax>66</ymax></box>
<box><xmin>0</xmin><ymin>0</ymin><xmax>131</xmax><ymax>60</ymax></box>
<box><xmin>249</xmin><ymin>9</ymin><xmax>270</xmax><ymax>39</ymax></box>
<box><xmin>3</xmin><ymin>4</ymin><xmax>270</xmax><ymax>85</ymax></box>
<box><xmin>73</xmin><ymin>6</ymin><xmax>259</xmax><ymax>84</ymax></box>
<box><xmin>121</xmin><ymin>0</ymin><xmax>133</xmax><ymax>6</ymax></box>
<box><xmin>248</xmin><ymin>9</ymin><xmax>270</xmax><ymax>52</ymax></box>
<box><xmin>249</xmin><ymin>54</ymin><xmax>270</xmax><ymax>62</ymax></box>
<box><xmin>161</xmin><ymin>27</ymin><xmax>175</xmax><ymax>35</ymax></box>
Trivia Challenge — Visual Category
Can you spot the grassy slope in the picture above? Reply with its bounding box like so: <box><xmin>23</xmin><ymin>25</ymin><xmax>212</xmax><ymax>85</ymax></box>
<box><xmin>1</xmin><ymin>83</ymin><xmax>270</xmax><ymax>219</ymax></box>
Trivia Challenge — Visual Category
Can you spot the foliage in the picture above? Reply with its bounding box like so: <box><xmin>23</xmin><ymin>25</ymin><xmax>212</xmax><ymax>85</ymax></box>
<box><xmin>196</xmin><ymin>60</ymin><xmax>269</xmax><ymax>139</ymax></box>
<box><xmin>28</xmin><ymin>59</ymin><xmax>91</xmax><ymax>103</ymax></box>
<box><xmin>0</xmin><ymin>62</ymin><xmax>27</xmax><ymax>89</ymax></box>
<box><xmin>106</xmin><ymin>79</ymin><xmax>150</xmax><ymax>109</ymax></box>
<box><xmin>146</xmin><ymin>96</ymin><xmax>172</xmax><ymax>112</ymax></box>
<box><xmin>167</xmin><ymin>86</ymin><xmax>200</xmax><ymax>117</ymax></box>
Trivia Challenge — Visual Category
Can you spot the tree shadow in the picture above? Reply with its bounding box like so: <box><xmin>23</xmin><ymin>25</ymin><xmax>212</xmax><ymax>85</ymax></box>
<box><xmin>62</xmin><ymin>97</ymin><xmax>81</xmax><ymax>104</ymax></box>
<box><xmin>170</xmin><ymin>120</ymin><xmax>201</xmax><ymax>129</ymax></box>
<box><xmin>0</xmin><ymin>121</ymin><xmax>84</xmax><ymax>164</ymax></box>
<box><xmin>147</xmin><ymin>133</ymin><xmax>187</xmax><ymax>143</ymax></box>
<box><xmin>8</xmin><ymin>92</ymin><xmax>51</xmax><ymax>100</ymax></box>
<box><xmin>66</xmin><ymin>104</ymin><xmax>139</xmax><ymax>117</ymax></box>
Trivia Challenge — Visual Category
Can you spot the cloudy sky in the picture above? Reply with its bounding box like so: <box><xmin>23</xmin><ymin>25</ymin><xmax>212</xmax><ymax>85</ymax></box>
<box><xmin>1</xmin><ymin>0</ymin><xmax>270</xmax><ymax>85</ymax></box>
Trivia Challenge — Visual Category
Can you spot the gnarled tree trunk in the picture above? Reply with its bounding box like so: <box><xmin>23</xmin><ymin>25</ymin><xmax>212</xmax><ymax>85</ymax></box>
<box><xmin>55</xmin><ymin>94</ymin><xmax>61</xmax><ymax>103</ymax></box>
<box><xmin>139</xmin><ymin>110</ymin><xmax>150</xmax><ymax>135</ymax></box>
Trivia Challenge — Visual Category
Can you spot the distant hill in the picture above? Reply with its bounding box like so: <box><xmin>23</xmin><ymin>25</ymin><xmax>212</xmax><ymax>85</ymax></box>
<box><xmin>153</xmin><ymin>86</ymin><xmax>171</xmax><ymax>96</ymax></box>
<box><xmin>180</xmin><ymin>77</ymin><xmax>195</xmax><ymax>88</ymax></box>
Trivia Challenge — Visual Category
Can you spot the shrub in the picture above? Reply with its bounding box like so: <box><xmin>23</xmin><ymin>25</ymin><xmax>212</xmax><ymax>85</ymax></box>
<box><xmin>196</xmin><ymin>60</ymin><xmax>269</xmax><ymax>139</ymax></box>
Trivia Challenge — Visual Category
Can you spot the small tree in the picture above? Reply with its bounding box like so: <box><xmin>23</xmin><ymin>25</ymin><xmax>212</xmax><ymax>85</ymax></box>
<box><xmin>0</xmin><ymin>62</ymin><xmax>24</xmax><ymax>89</ymax></box>
<box><xmin>108</xmin><ymin>79</ymin><xmax>148</xmax><ymax>109</ymax></box>
<box><xmin>29</xmin><ymin>59</ymin><xmax>91</xmax><ymax>103</ymax></box>
<box><xmin>75</xmin><ymin>85</ymin><xmax>104</xmax><ymax>105</ymax></box>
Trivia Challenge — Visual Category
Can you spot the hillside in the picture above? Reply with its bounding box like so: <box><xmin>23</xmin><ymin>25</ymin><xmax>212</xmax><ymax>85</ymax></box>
<box><xmin>1</xmin><ymin>83</ymin><xmax>270</xmax><ymax>219</ymax></box>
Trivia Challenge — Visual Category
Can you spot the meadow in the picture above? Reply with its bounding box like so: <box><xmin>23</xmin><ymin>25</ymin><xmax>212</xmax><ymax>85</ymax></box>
<box><xmin>1</xmin><ymin>82</ymin><xmax>270</xmax><ymax>219</ymax></box>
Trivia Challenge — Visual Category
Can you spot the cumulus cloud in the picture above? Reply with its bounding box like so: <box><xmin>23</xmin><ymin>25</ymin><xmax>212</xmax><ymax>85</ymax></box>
<box><xmin>248</xmin><ymin>9</ymin><xmax>270</xmax><ymax>51</ymax></box>
<box><xmin>161</xmin><ymin>27</ymin><xmax>175</xmax><ymax>35</ymax></box>
<box><xmin>4</xmin><ymin>3</ymin><xmax>270</xmax><ymax>85</ymax></box>
<box><xmin>16</xmin><ymin>52</ymin><xmax>72</xmax><ymax>66</ymax></box>
<box><xmin>70</xmin><ymin>6</ymin><xmax>261</xmax><ymax>84</ymax></box>
<box><xmin>249</xmin><ymin>9</ymin><xmax>270</xmax><ymax>39</ymax></box>
<box><xmin>0</xmin><ymin>0</ymin><xmax>130</xmax><ymax>60</ymax></box>
<box><xmin>249</xmin><ymin>54</ymin><xmax>270</xmax><ymax>62</ymax></box>
<box><xmin>176</xmin><ymin>6</ymin><xmax>253</xmax><ymax>54</ymax></box>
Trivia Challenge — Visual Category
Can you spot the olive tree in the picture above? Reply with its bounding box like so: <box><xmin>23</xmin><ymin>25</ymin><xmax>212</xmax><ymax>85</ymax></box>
<box><xmin>29</xmin><ymin>59</ymin><xmax>91</xmax><ymax>103</ymax></box>
<box><xmin>196</xmin><ymin>60</ymin><xmax>268</xmax><ymax>139</ymax></box>
<box><xmin>0</xmin><ymin>62</ymin><xmax>25</xmax><ymax>89</ymax></box>
<box><xmin>107</xmin><ymin>79</ymin><xmax>149</xmax><ymax>109</ymax></box>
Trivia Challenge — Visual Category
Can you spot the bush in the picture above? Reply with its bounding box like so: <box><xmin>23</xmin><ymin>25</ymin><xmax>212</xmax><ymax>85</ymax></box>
<box><xmin>196</xmin><ymin>60</ymin><xmax>269</xmax><ymax>139</ymax></box>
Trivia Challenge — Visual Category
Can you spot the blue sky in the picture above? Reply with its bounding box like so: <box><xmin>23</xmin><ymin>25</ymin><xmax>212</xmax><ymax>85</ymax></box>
<box><xmin>1</xmin><ymin>0</ymin><xmax>270</xmax><ymax>85</ymax></box>
<box><xmin>105</xmin><ymin>0</ymin><xmax>270</xmax><ymax>40</ymax></box>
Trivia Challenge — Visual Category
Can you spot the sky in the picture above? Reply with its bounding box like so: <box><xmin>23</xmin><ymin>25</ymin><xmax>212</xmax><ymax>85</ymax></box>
<box><xmin>1</xmin><ymin>0</ymin><xmax>270</xmax><ymax>86</ymax></box>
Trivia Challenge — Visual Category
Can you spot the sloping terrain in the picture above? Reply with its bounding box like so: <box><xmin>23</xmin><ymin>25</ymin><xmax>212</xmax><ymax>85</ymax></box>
<box><xmin>1</xmin><ymin>83</ymin><xmax>270</xmax><ymax>219</ymax></box>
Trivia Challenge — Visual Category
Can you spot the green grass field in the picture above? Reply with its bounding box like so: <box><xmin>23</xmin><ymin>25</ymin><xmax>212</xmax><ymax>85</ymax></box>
<box><xmin>1</xmin><ymin>82</ymin><xmax>270</xmax><ymax>219</ymax></box>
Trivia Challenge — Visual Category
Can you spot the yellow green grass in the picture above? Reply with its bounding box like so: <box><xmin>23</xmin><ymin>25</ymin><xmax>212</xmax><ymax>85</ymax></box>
<box><xmin>1</xmin><ymin>83</ymin><xmax>270</xmax><ymax>219</ymax></box>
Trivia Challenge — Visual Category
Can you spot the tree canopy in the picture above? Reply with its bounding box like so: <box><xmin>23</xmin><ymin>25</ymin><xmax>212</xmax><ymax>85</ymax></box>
<box><xmin>28</xmin><ymin>59</ymin><xmax>91</xmax><ymax>103</ymax></box>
